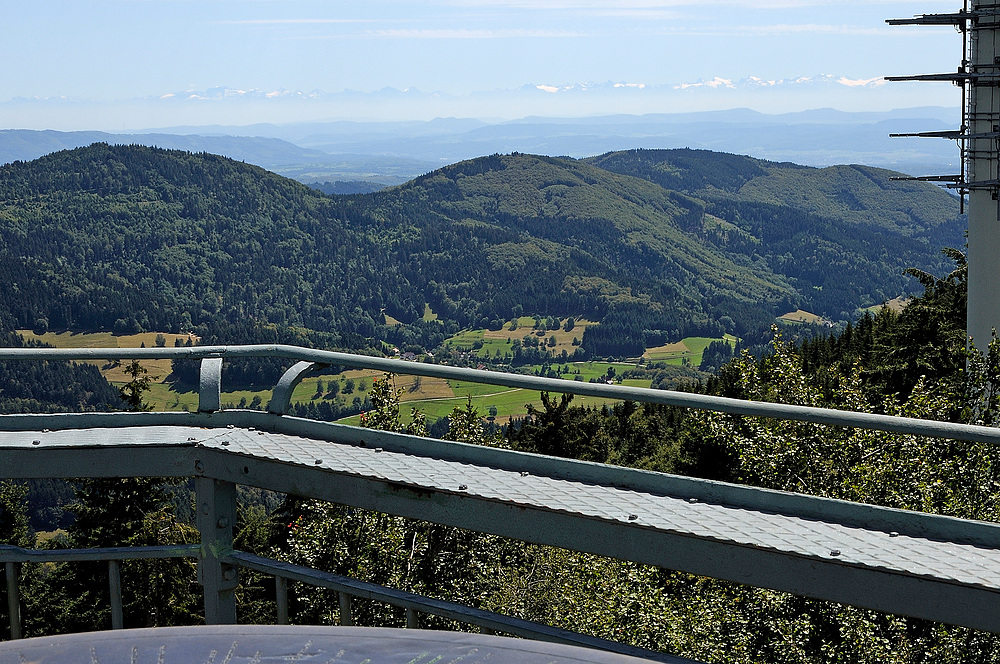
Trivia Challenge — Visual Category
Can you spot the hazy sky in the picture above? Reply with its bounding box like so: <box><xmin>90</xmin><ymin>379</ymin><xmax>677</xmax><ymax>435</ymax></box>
<box><xmin>1</xmin><ymin>0</ymin><xmax>964</xmax><ymax>129</ymax></box>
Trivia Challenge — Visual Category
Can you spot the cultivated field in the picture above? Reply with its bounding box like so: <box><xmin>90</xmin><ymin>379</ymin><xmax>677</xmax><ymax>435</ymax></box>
<box><xmin>17</xmin><ymin>328</ymin><xmax>725</xmax><ymax>425</ymax></box>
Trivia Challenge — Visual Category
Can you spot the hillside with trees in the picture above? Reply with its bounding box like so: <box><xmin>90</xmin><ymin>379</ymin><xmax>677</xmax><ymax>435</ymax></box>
<box><xmin>587</xmin><ymin>149</ymin><xmax>965</xmax><ymax>320</ymax></box>
<box><xmin>0</xmin><ymin>144</ymin><xmax>965</xmax><ymax>359</ymax></box>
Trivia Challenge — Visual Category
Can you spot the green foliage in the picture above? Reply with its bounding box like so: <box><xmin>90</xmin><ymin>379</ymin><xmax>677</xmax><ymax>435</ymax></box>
<box><xmin>0</xmin><ymin>481</ymin><xmax>33</xmax><ymax>639</ymax></box>
<box><xmin>358</xmin><ymin>374</ymin><xmax>427</xmax><ymax>436</ymax></box>
<box><xmin>509</xmin><ymin>394</ymin><xmax>686</xmax><ymax>471</ymax></box>
<box><xmin>19</xmin><ymin>477</ymin><xmax>200</xmax><ymax>636</ymax></box>
<box><xmin>442</xmin><ymin>397</ymin><xmax>505</xmax><ymax>448</ymax></box>
<box><xmin>118</xmin><ymin>360</ymin><xmax>154</xmax><ymax>411</ymax></box>
<box><xmin>694</xmin><ymin>329</ymin><xmax>1000</xmax><ymax>520</ymax></box>
<box><xmin>0</xmin><ymin>481</ymin><xmax>32</xmax><ymax>547</ymax></box>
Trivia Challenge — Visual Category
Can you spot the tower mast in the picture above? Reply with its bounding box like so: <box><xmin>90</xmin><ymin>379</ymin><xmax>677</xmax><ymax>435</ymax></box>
<box><xmin>888</xmin><ymin>1</ymin><xmax>1000</xmax><ymax>352</ymax></box>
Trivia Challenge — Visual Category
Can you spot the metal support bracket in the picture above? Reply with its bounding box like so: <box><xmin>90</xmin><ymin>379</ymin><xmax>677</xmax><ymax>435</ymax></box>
<box><xmin>269</xmin><ymin>361</ymin><xmax>329</xmax><ymax>415</ymax></box>
<box><xmin>198</xmin><ymin>358</ymin><xmax>223</xmax><ymax>413</ymax></box>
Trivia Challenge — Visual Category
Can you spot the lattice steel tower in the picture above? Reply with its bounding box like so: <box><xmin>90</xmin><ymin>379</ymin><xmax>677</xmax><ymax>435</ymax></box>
<box><xmin>888</xmin><ymin>2</ymin><xmax>1000</xmax><ymax>352</ymax></box>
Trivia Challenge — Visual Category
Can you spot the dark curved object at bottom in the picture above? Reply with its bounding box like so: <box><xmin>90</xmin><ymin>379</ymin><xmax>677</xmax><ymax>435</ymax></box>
<box><xmin>0</xmin><ymin>625</ymin><xmax>670</xmax><ymax>663</ymax></box>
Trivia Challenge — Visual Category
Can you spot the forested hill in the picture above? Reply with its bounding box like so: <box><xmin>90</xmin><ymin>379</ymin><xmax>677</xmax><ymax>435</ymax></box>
<box><xmin>0</xmin><ymin>144</ymin><xmax>965</xmax><ymax>354</ymax></box>
<box><xmin>586</xmin><ymin>149</ymin><xmax>966</xmax><ymax>317</ymax></box>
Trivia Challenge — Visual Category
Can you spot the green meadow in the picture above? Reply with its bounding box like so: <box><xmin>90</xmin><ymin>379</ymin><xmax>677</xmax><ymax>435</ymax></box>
<box><xmin>16</xmin><ymin>327</ymin><xmax>730</xmax><ymax>423</ymax></box>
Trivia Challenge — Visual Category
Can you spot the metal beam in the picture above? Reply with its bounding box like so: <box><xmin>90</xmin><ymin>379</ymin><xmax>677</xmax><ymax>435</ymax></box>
<box><xmin>967</xmin><ymin>0</ymin><xmax>1000</xmax><ymax>352</ymax></box>
<box><xmin>108</xmin><ymin>560</ymin><xmax>123</xmax><ymax>630</ymax></box>
<box><xmin>195</xmin><ymin>478</ymin><xmax>237</xmax><ymax>625</ymax></box>
<box><xmin>0</xmin><ymin>544</ymin><xmax>199</xmax><ymax>563</ymax></box>
<box><xmin>207</xmin><ymin>445</ymin><xmax>1000</xmax><ymax>633</ymax></box>
<box><xmin>5</xmin><ymin>562</ymin><xmax>20</xmax><ymax>640</ymax></box>
<box><xmin>886</xmin><ymin>12</ymin><xmax>974</xmax><ymax>26</ymax></box>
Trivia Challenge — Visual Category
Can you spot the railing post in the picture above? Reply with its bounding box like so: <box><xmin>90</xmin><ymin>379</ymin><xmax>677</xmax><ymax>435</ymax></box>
<box><xmin>275</xmin><ymin>575</ymin><xmax>288</xmax><ymax>625</ymax></box>
<box><xmin>405</xmin><ymin>606</ymin><xmax>418</xmax><ymax>629</ymax></box>
<box><xmin>108</xmin><ymin>560</ymin><xmax>123</xmax><ymax>629</ymax></box>
<box><xmin>5</xmin><ymin>562</ymin><xmax>21</xmax><ymax>640</ymax></box>
<box><xmin>196</xmin><ymin>477</ymin><xmax>238</xmax><ymax>624</ymax></box>
<box><xmin>198</xmin><ymin>357</ymin><xmax>223</xmax><ymax>413</ymax></box>
<box><xmin>338</xmin><ymin>592</ymin><xmax>353</xmax><ymax>626</ymax></box>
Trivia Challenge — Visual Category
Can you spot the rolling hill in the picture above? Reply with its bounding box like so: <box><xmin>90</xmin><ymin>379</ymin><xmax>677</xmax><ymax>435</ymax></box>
<box><xmin>0</xmin><ymin>144</ymin><xmax>966</xmax><ymax>358</ymax></box>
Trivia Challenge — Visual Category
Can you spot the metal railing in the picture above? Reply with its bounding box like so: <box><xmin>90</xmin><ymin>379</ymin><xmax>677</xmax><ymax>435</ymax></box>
<box><xmin>3</xmin><ymin>343</ymin><xmax>999</xmax><ymax>662</ymax></box>
<box><xmin>0</xmin><ymin>343</ymin><xmax>997</xmax><ymax>445</ymax></box>
<box><xmin>0</xmin><ymin>544</ymin><xmax>687</xmax><ymax>663</ymax></box>
<box><xmin>1</xmin><ymin>544</ymin><xmax>199</xmax><ymax>638</ymax></box>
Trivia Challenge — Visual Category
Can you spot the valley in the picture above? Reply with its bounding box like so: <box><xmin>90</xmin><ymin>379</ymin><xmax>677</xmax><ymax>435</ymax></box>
<box><xmin>0</xmin><ymin>143</ymin><xmax>963</xmax><ymax>426</ymax></box>
<box><xmin>16</xmin><ymin>326</ymin><xmax>733</xmax><ymax>425</ymax></box>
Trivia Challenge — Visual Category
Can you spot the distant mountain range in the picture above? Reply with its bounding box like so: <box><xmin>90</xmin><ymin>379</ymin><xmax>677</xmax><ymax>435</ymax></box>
<box><xmin>0</xmin><ymin>107</ymin><xmax>963</xmax><ymax>186</ymax></box>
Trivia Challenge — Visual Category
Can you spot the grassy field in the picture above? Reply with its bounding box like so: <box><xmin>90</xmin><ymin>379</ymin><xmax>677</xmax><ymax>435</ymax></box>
<box><xmin>777</xmin><ymin>310</ymin><xmax>826</xmax><ymax>324</ymax></box>
<box><xmin>16</xmin><ymin>327</ymin><xmax>702</xmax><ymax>423</ymax></box>
<box><xmin>643</xmin><ymin>335</ymin><xmax>737</xmax><ymax>365</ymax></box>
<box><xmin>17</xmin><ymin>330</ymin><xmax>199</xmax><ymax>385</ymax></box>
<box><xmin>443</xmin><ymin>318</ymin><xmax>596</xmax><ymax>359</ymax></box>
<box><xmin>338</xmin><ymin>381</ymin><xmax>651</xmax><ymax>427</ymax></box>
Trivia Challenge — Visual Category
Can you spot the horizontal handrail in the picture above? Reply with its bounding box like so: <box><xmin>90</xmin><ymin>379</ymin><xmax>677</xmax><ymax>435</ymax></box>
<box><xmin>0</xmin><ymin>544</ymin><xmax>200</xmax><ymax>564</ymax></box>
<box><xmin>1</xmin><ymin>344</ymin><xmax>999</xmax><ymax>445</ymax></box>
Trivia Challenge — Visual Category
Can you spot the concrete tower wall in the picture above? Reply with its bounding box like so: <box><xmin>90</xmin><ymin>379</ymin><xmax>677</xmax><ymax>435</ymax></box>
<box><xmin>968</xmin><ymin>1</ymin><xmax>1000</xmax><ymax>352</ymax></box>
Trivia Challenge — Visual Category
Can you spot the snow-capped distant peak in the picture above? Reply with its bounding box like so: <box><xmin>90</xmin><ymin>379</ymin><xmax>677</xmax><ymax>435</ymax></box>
<box><xmin>674</xmin><ymin>77</ymin><xmax>736</xmax><ymax>91</ymax></box>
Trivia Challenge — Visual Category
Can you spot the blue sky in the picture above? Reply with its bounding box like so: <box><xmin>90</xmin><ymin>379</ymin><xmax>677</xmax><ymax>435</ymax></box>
<box><xmin>1</xmin><ymin>0</ymin><xmax>964</xmax><ymax>129</ymax></box>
